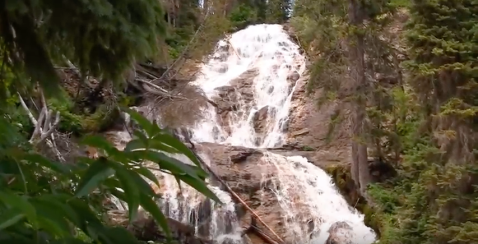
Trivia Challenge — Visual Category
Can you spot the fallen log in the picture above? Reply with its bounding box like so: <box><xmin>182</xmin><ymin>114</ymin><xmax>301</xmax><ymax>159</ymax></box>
<box><xmin>242</xmin><ymin>217</ymin><xmax>279</xmax><ymax>244</ymax></box>
<box><xmin>251</xmin><ymin>225</ymin><xmax>279</xmax><ymax>244</ymax></box>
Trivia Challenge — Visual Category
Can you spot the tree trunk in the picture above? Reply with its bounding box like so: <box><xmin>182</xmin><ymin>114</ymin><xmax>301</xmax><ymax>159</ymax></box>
<box><xmin>347</xmin><ymin>0</ymin><xmax>372</xmax><ymax>195</ymax></box>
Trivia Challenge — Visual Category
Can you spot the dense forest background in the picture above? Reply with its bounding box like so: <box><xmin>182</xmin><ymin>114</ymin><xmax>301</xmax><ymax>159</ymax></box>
<box><xmin>291</xmin><ymin>1</ymin><xmax>478</xmax><ymax>244</ymax></box>
<box><xmin>0</xmin><ymin>0</ymin><xmax>477</xmax><ymax>244</ymax></box>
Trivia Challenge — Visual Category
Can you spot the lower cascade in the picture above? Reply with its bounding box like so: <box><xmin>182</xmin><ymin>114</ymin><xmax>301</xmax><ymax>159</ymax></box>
<box><xmin>116</xmin><ymin>24</ymin><xmax>376</xmax><ymax>244</ymax></box>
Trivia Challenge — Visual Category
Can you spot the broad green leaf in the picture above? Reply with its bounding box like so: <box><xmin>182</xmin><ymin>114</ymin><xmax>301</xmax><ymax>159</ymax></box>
<box><xmin>86</xmin><ymin>225</ymin><xmax>100</xmax><ymax>242</ymax></box>
<box><xmin>75</xmin><ymin>159</ymin><xmax>115</xmax><ymax>197</ymax></box>
<box><xmin>152</xmin><ymin>132</ymin><xmax>202</xmax><ymax>166</ymax></box>
<box><xmin>109</xmin><ymin>162</ymin><xmax>140</xmax><ymax>221</ymax></box>
<box><xmin>147</xmin><ymin>140</ymin><xmax>179</xmax><ymax>154</ymax></box>
<box><xmin>178</xmin><ymin>174</ymin><xmax>221</xmax><ymax>203</ymax></box>
<box><xmin>67</xmin><ymin>199</ymin><xmax>104</xmax><ymax>234</ymax></box>
<box><xmin>0</xmin><ymin>230</ymin><xmax>33</xmax><ymax>243</ymax></box>
<box><xmin>30</xmin><ymin>199</ymin><xmax>71</xmax><ymax>237</ymax></box>
<box><xmin>23</xmin><ymin>153</ymin><xmax>71</xmax><ymax>175</ymax></box>
<box><xmin>98</xmin><ymin>226</ymin><xmax>141</xmax><ymax>244</ymax></box>
<box><xmin>109</xmin><ymin>188</ymin><xmax>127</xmax><ymax>202</ymax></box>
<box><xmin>35</xmin><ymin>195</ymin><xmax>80</xmax><ymax>226</ymax></box>
<box><xmin>134</xmin><ymin>166</ymin><xmax>160</xmax><ymax>187</ymax></box>
<box><xmin>122</xmin><ymin>107</ymin><xmax>160</xmax><ymax>136</ymax></box>
<box><xmin>80</xmin><ymin>135</ymin><xmax>118</xmax><ymax>156</ymax></box>
<box><xmin>124</xmin><ymin>167</ymin><xmax>156</xmax><ymax>196</ymax></box>
<box><xmin>138</xmin><ymin>192</ymin><xmax>171</xmax><ymax>240</ymax></box>
<box><xmin>124</xmin><ymin>139</ymin><xmax>146</xmax><ymax>152</ymax></box>
<box><xmin>139</xmin><ymin>150</ymin><xmax>207</xmax><ymax>179</ymax></box>
<box><xmin>133</xmin><ymin>129</ymin><xmax>149</xmax><ymax>145</ymax></box>
<box><xmin>0</xmin><ymin>191</ymin><xmax>37</xmax><ymax>228</ymax></box>
<box><xmin>103</xmin><ymin>178</ymin><xmax>123</xmax><ymax>189</ymax></box>
<box><xmin>0</xmin><ymin>209</ymin><xmax>25</xmax><ymax>230</ymax></box>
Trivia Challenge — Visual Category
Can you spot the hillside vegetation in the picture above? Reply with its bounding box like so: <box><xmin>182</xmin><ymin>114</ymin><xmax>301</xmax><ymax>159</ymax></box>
<box><xmin>291</xmin><ymin>1</ymin><xmax>478</xmax><ymax>243</ymax></box>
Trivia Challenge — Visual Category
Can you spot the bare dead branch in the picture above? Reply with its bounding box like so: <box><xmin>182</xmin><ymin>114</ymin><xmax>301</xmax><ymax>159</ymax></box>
<box><xmin>136</xmin><ymin>78</ymin><xmax>187</xmax><ymax>100</ymax></box>
<box><xmin>157</xmin><ymin>7</ymin><xmax>210</xmax><ymax>82</ymax></box>
<box><xmin>18</xmin><ymin>91</ymin><xmax>65</xmax><ymax>162</ymax></box>
<box><xmin>18</xmin><ymin>93</ymin><xmax>38</xmax><ymax>125</ymax></box>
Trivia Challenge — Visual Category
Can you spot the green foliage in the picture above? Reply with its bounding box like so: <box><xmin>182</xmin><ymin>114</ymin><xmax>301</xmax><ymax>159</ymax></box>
<box><xmin>0</xmin><ymin>108</ymin><xmax>219</xmax><ymax>244</ymax></box>
<box><xmin>265</xmin><ymin>0</ymin><xmax>292</xmax><ymax>24</ymax></box>
<box><xmin>0</xmin><ymin>0</ymin><xmax>167</xmax><ymax>100</ymax></box>
<box><xmin>47</xmin><ymin>97</ymin><xmax>120</xmax><ymax>135</ymax></box>
<box><xmin>229</xmin><ymin>4</ymin><xmax>258</xmax><ymax>30</ymax></box>
<box><xmin>48</xmin><ymin>97</ymin><xmax>84</xmax><ymax>134</ymax></box>
<box><xmin>293</xmin><ymin>2</ymin><xmax>478</xmax><ymax>244</ymax></box>
<box><xmin>361</xmin><ymin>2</ymin><xmax>478</xmax><ymax>244</ymax></box>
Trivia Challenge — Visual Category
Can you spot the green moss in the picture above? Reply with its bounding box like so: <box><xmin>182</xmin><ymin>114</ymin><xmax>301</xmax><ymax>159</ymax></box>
<box><xmin>301</xmin><ymin>145</ymin><xmax>315</xmax><ymax>151</ymax></box>
<box><xmin>325</xmin><ymin>164</ymin><xmax>357</xmax><ymax>203</ymax></box>
<box><xmin>82</xmin><ymin>105</ymin><xmax>120</xmax><ymax>133</ymax></box>
<box><xmin>325</xmin><ymin>164</ymin><xmax>384</xmax><ymax>236</ymax></box>
<box><xmin>46</xmin><ymin>85</ymin><xmax>129</xmax><ymax>136</ymax></box>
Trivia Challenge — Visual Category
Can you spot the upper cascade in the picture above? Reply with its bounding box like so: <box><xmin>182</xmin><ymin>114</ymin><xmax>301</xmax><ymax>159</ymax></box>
<box><xmin>191</xmin><ymin>24</ymin><xmax>306</xmax><ymax>148</ymax></box>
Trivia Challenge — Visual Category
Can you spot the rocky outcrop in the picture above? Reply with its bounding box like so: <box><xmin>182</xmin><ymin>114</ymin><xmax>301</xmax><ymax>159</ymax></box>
<box><xmin>214</xmin><ymin>69</ymin><xmax>257</xmax><ymax>111</ymax></box>
<box><xmin>195</xmin><ymin>143</ymin><xmax>289</xmax><ymax>243</ymax></box>
<box><xmin>252</xmin><ymin>106</ymin><xmax>277</xmax><ymax>142</ymax></box>
<box><xmin>326</xmin><ymin>221</ymin><xmax>354</xmax><ymax>244</ymax></box>
<box><xmin>212</xmin><ymin>69</ymin><xmax>258</xmax><ymax>135</ymax></box>
<box><xmin>287</xmin><ymin>71</ymin><xmax>300</xmax><ymax>83</ymax></box>
<box><xmin>284</xmin><ymin>74</ymin><xmax>352</xmax><ymax>168</ymax></box>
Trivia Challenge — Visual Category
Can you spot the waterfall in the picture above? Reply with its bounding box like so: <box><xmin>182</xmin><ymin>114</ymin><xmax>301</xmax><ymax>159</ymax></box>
<box><xmin>113</xmin><ymin>24</ymin><xmax>376</xmax><ymax>244</ymax></box>
<box><xmin>186</xmin><ymin>24</ymin><xmax>376</xmax><ymax>244</ymax></box>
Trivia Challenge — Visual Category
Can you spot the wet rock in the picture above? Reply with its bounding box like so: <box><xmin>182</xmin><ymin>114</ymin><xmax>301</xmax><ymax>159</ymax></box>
<box><xmin>286</xmin><ymin>74</ymin><xmax>352</xmax><ymax>168</ymax></box>
<box><xmin>214</xmin><ymin>86</ymin><xmax>239</xmax><ymax>112</ymax></box>
<box><xmin>287</xmin><ymin>71</ymin><xmax>300</xmax><ymax>83</ymax></box>
<box><xmin>230</xmin><ymin>69</ymin><xmax>257</xmax><ymax>104</ymax></box>
<box><xmin>290</xmin><ymin>128</ymin><xmax>309</xmax><ymax>137</ymax></box>
<box><xmin>230</xmin><ymin>149</ymin><xmax>259</xmax><ymax>163</ymax></box>
<box><xmin>252</xmin><ymin>106</ymin><xmax>277</xmax><ymax>136</ymax></box>
<box><xmin>194</xmin><ymin>143</ymin><xmax>288</xmax><ymax>242</ymax></box>
<box><xmin>212</xmin><ymin>69</ymin><xmax>258</xmax><ymax>136</ymax></box>
<box><xmin>197</xmin><ymin>200</ymin><xmax>212</xmax><ymax>238</ymax></box>
<box><xmin>326</xmin><ymin>221</ymin><xmax>354</xmax><ymax>244</ymax></box>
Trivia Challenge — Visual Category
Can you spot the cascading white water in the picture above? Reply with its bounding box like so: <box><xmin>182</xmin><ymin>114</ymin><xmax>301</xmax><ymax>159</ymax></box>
<box><xmin>157</xmin><ymin>153</ymin><xmax>245</xmax><ymax>244</ymax></box>
<box><xmin>191</xmin><ymin>24</ymin><xmax>305</xmax><ymax>148</ymax></box>
<box><xmin>186</xmin><ymin>24</ymin><xmax>376</xmax><ymax>243</ymax></box>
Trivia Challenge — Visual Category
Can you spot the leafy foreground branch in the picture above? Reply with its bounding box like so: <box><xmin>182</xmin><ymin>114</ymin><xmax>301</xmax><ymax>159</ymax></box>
<box><xmin>0</xmin><ymin>107</ymin><xmax>219</xmax><ymax>244</ymax></box>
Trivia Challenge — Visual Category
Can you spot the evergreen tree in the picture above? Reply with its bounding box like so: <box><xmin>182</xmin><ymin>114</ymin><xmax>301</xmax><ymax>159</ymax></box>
<box><xmin>265</xmin><ymin>0</ymin><xmax>291</xmax><ymax>23</ymax></box>
<box><xmin>383</xmin><ymin>1</ymin><xmax>478</xmax><ymax>243</ymax></box>
<box><xmin>0</xmin><ymin>0</ymin><xmax>167</xmax><ymax>99</ymax></box>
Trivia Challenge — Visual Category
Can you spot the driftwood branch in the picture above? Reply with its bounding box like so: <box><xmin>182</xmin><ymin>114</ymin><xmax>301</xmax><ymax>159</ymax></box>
<box><xmin>18</xmin><ymin>90</ymin><xmax>65</xmax><ymax>162</ymax></box>
<box><xmin>250</xmin><ymin>225</ymin><xmax>279</xmax><ymax>244</ymax></box>
<box><xmin>136</xmin><ymin>79</ymin><xmax>187</xmax><ymax>100</ymax></box>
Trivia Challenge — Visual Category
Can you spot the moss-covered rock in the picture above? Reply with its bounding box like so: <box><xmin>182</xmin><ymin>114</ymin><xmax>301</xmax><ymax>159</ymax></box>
<box><xmin>324</xmin><ymin>163</ymin><xmax>384</xmax><ymax>237</ymax></box>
